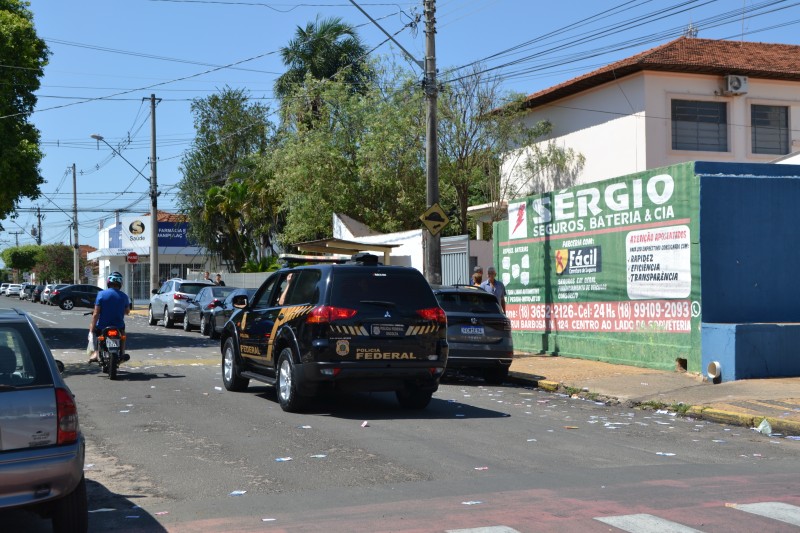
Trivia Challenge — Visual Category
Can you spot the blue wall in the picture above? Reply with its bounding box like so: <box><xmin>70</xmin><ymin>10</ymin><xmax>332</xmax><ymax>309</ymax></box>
<box><xmin>697</xmin><ymin>162</ymin><xmax>800</xmax><ymax>323</ymax></box>
<box><xmin>703</xmin><ymin>323</ymin><xmax>800</xmax><ymax>380</ymax></box>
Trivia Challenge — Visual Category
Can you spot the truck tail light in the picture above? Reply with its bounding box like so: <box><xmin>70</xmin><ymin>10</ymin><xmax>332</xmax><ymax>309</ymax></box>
<box><xmin>307</xmin><ymin>305</ymin><xmax>357</xmax><ymax>324</ymax></box>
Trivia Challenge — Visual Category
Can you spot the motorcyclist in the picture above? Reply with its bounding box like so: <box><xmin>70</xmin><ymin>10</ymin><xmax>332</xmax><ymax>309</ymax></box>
<box><xmin>88</xmin><ymin>271</ymin><xmax>131</xmax><ymax>363</ymax></box>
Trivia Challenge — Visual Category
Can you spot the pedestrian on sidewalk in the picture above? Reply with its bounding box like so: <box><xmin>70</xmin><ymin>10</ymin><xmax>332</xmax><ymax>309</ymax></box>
<box><xmin>480</xmin><ymin>266</ymin><xmax>506</xmax><ymax>313</ymax></box>
<box><xmin>472</xmin><ymin>266</ymin><xmax>483</xmax><ymax>287</ymax></box>
<box><xmin>215</xmin><ymin>274</ymin><xmax>226</xmax><ymax>286</ymax></box>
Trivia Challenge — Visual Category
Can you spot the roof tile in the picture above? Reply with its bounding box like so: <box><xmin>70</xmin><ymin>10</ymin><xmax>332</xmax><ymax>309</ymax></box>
<box><xmin>524</xmin><ymin>37</ymin><xmax>800</xmax><ymax>108</ymax></box>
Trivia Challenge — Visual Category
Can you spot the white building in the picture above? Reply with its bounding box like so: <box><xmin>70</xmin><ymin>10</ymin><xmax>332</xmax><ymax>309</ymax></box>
<box><xmin>503</xmin><ymin>36</ymin><xmax>800</xmax><ymax>191</ymax></box>
<box><xmin>87</xmin><ymin>211</ymin><xmax>210</xmax><ymax>302</ymax></box>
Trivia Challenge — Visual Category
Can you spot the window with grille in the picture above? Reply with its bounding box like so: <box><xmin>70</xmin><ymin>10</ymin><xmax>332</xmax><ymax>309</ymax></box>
<box><xmin>751</xmin><ymin>104</ymin><xmax>789</xmax><ymax>155</ymax></box>
<box><xmin>671</xmin><ymin>100</ymin><xmax>728</xmax><ymax>152</ymax></box>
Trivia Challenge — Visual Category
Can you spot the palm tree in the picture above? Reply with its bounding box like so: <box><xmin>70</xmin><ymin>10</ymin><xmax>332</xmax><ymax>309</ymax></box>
<box><xmin>274</xmin><ymin>16</ymin><xmax>373</xmax><ymax>106</ymax></box>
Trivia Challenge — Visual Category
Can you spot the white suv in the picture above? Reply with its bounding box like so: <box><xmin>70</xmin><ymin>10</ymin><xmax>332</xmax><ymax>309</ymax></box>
<box><xmin>149</xmin><ymin>278</ymin><xmax>214</xmax><ymax>328</ymax></box>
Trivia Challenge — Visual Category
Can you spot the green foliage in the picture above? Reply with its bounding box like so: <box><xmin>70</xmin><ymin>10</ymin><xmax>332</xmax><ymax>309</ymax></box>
<box><xmin>0</xmin><ymin>0</ymin><xmax>49</xmax><ymax>224</ymax></box>
<box><xmin>176</xmin><ymin>18</ymin><xmax>586</xmax><ymax>265</ymax></box>
<box><xmin>1</xmin><ymin>244</ymin><xmax>38</xmax><ymax>271</ymax></box>
<box><xmin>34</xmin><ymin>244</ymin><xmax>73</xmax><ymax>282</ymax></box>
<box><xmin>177</xmin><ymin>87</ymin><xmax>276</xmax><ymax>272</ymax></box>
<box><xmin>269</xmin><ymin>68</ymin><xmax>427</xmax><ymax>245</ymax></box>
<box><xmin>274</xmin><ymin>15</ymin><xmax>374</xmax><ymax>111</ymax></box>
<box><xmin>240</xmin><ymin>255</ymin><xmax>281</xmax><ymax>273</ymax></box>
<box><xmin>438</xmin><ymin>68</ymin><xmax>585</xmax><ymax>235</ymax></box>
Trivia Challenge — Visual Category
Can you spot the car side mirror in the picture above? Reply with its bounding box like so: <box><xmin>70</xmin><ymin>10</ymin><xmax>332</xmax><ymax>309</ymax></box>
<box><xmin>232</xmin><ymin>294</ymin><xmax>248</xmax><ymax>308</ymax></box>
<box><xmin>151</xmin><ymin>288</ymin><xmax>158</xmax><ymax>295</ymax></box>
<box><xmin>55</xmin><ymin>360</ymin><xmax>65</xmax><ymax>374</ymax></box>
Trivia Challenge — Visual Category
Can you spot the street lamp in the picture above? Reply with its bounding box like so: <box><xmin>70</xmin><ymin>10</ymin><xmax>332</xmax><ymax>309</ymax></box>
<box><xmin>90</xmin><ymin>134</ymin><xmax>158</xmax><ymax>297</ymax></box>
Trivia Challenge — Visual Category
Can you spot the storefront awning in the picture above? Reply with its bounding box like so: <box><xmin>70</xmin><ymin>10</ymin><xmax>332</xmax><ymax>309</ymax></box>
<box><xmin>292</xmin><ymin>238</ymin><xmax>400</xmax><ymax>265</ymax></box>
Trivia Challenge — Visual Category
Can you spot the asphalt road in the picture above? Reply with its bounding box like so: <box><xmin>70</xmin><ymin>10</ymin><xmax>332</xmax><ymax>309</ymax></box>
<box><xmin>3</xmin><ymin>297</ymin><xmax>800</xmax><ymax>532</ymax></box>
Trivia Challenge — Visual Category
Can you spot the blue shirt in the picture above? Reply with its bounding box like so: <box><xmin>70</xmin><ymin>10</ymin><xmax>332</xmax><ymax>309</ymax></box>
<box><xmin>95</xmin><ymin>288</ymin><xmax>130</xmax><ymax>330</ymax></box>
<box><xmin>480</xmin><ymin>278</ymin><xmax>507</xmax><ymax>309</ymax></box>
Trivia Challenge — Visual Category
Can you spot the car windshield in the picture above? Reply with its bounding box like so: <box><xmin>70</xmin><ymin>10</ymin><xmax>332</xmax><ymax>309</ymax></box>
<box><xmin>330</xmin><ymin>269</ymin><xmax>437</xmax><ymax>311</ymax></box>
<box><xmin>177</xmin><ymin>283</ymin><xmax>210</xmax><ymax>295</ymax></box>
<box><xmin>0</xmin><ymin>324</ymin><xmax>52</xmax><ymax>388</ymax></box>
<box><xmin>212</xmin><ymin>287</ymin><xmax>236</xmax><ymax>298</ymax></box>
<box><xmin>436</xmin><ymin>291</ymin><xmax>502</xmax><ymax>314</ymax></box>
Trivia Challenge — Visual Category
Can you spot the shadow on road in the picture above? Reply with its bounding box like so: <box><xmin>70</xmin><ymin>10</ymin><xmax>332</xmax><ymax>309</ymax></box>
<box><xmin>61</xmin><ymin>362</ymin><xmax>187</xmax><ymax>382</ymax></box>
<box><xmin>245</xmin><ymin>386</ymin><xmax>514</xmax><ymax>420</ymax></box>
<box><xmin>84</xmin><ymin>477</ymin><xmax>169</xmax><ymax>532</ymax></box>
<box><xmin>0</xmin><ymin>479</ymin><xmax>168</xmax><ymax>532</ymax></box>
<box><xmin>40</xmin><ymin>324</ymin><xmax>218</xmax><ymax>352</ymax></box>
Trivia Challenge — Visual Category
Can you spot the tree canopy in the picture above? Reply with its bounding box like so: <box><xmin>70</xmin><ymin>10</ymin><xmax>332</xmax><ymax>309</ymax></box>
<box><xmin>274</xmin><ymin>16</ymin><xmax>373</xmax><ymax>101</ymax></box>
<box><xmin>177</xmin><ymin>17</ymin><xmax>585</xmax><ymax>264</ymax></box>
<box><xmin>176</xmin><ymin>87</ymin><xmax>274</xmax><ymax>272</ymax></box>
<box><xmin>0</xmin><ymin>0</ymin><xmax>48</xmax><ymax>225</ymax></box>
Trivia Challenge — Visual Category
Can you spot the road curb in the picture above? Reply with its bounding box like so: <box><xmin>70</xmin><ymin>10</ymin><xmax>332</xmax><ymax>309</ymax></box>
<box><xmin>687</xmin><ymin>406</ymin><xmax>800</xmax><ymax>436</ymax></box>
<box><xmin>509</xmin><ymin>371</ymin><xmax>800</xmax><ymax>436</ymax></box>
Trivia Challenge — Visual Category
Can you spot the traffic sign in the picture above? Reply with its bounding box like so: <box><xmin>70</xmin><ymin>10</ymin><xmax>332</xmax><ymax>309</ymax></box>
<box><xmin>126</xmin><ymin>251</ymin><xmax>139</xmax><ymax>264</ymax></box>
<box><xmin>419</xmin><ymin>203</ymin><xmax>449</xmax><ymax>236</ymax></box>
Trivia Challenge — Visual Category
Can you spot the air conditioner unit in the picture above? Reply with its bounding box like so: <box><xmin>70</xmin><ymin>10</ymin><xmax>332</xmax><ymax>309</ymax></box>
<box><xmin>724</xmin><ymin>75</ymin><xmax>748</xmax><ymax>95</ymax></box>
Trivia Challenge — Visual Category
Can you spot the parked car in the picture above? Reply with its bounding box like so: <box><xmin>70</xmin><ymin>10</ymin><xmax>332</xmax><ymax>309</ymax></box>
<box><xmin>31</xmin><ymin>284</ymin><xmax>45</xmax><ymax>303</ymax></box>
<box><xmin>0</xmin><ymin>307</ymin><xmax>88</xmax><ymax>531</ymax></box>
<box><xmin>0</xmin><ymin>283</ymin><xmax>8</xmax><ymax>295</ymax></box>
<box><xmin>40</xmin><ymin>284</ymin><xmax>54</xmax><ymax>304</ymax></box>
<box><xmin>432</xmin><ymin>284</ymin><xmax>513</xmax><ymax>384</ymax></box>
<box><xmin>50</xmin><ymin>284</ymin><xmax>102</xmax><ymax>311</ymax></box>
<box><xmin>148</xmin><ymin>278</ymin><xmax>214</xmax><ymax>328</ymax></box>
<box><xmin>42</xmin><ymin>284</ymin><xmax>68</xmax><ymax>305</ymax></box>
<box><xmin>220</xmin><ymin>253</ymin><xmax>448</xmax><ymax>412</ymax></box>
<box><xmin>20</xmin><ymin>283</ymin><xmax>36</xmax><ymax>300</ymax></box>
<box><xmin>208</xmin><ymin>288</ymin><xmax>256</xmax><ymax>338</ymax></box>
<box><xmin>183</xmin><ymin>285</ymin><xmax>237</xmax><ymax>332</ymax></box>
<box><xmin>5</xmin><ymin>284</ymin><xmax>22</xmax><ymax>297</ymax></box>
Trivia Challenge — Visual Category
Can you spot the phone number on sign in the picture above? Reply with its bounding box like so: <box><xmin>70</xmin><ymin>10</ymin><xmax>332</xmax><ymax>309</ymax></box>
<box><xmin>506</xmin><ymin>300</ymin><xmax>691</xmax><ymax>333</ymax></box>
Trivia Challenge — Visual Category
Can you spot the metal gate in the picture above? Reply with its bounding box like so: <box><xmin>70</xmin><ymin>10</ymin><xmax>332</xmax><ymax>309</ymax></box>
<box><xmin>441</xmin><ymin>235</ymin><xmax>471</xmax><ymax>286</ymax></box>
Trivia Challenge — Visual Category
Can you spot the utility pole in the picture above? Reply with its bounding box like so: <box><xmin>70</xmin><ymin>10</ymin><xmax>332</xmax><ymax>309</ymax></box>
<box><xmin>32</xmin><ymin>206</ymin><xmax>43</xmax><ymax>245</ymax></box>
<box><xmin>348</xmin><ymin>0</ymin><xmax>440</xmax><ymax>282</ymax></box>
<box><xmin>147</xmin><ymin>94</ymin><xmax>160</xmax><ymax>294</ymax></box>
<box><xmin>423</xmin><ymin>0</ymin><xmax>441</xmax><ymax>284</ymax></box>
<box><xmin>8</xmin><ymin>231</ymin><xmax>23</xmax><ymax>247</ymax></box>
<box><xmin>72</xmin><ymin>163</ymin><xmax>80</xmax><ymax>284</ymax></box>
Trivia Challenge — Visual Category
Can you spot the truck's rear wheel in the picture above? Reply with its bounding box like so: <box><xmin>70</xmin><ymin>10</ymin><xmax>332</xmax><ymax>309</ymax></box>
<box><xmin>277</xmin><ymin>348</ymin><xmax>306</xmax><ymax>412</ymax></box>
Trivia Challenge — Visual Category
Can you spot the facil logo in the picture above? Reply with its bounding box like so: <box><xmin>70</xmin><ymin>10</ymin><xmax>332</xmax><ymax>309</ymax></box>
<box><xmin>555</xmin><ymin>246</ymin><xmax>602</xmax><ymax>276</ymax></box>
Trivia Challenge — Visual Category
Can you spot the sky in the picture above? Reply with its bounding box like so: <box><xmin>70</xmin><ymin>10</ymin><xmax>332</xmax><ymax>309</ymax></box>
<box><xmin>3</xmin><ymin>0</ymin><xmax>800</xmax><ymax>254</ymax></box>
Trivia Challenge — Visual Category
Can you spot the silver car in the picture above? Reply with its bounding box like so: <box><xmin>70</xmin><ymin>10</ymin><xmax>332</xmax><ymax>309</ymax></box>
<box><xmin>0</xmin><ymin>307</ymin><xmax>87</xmax><ymax>531</ymax></box>
<box><xmin>149</xmin><ymin>278</ymin><xmax>214</xmax><ymax>328</ymax></box>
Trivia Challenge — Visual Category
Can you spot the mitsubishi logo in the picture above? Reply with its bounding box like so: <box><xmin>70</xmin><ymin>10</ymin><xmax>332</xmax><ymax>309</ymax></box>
<box><xmin>384</xmin><ymin>311</ymin><xmax>392</xmax><ymax>318</ymax></box>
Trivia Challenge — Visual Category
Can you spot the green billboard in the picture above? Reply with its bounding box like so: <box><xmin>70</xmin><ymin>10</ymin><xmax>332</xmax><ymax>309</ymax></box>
<box><xmin>494</xmin><ymin>162</ymin><xmax>702</xmax><ymax>371</ymax></box>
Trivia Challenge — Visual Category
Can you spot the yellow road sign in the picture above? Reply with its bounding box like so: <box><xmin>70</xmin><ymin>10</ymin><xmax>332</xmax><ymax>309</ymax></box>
<box><xmin>419</xmin><ymin>203</ymin><xmax>449</xmax><ymax>236</ymax></box>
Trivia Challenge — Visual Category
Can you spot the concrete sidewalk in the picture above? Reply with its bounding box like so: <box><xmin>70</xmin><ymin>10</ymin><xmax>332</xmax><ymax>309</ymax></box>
<box><xmin>509</xmin><ymin>354</ymin><xmax>800</xmax><ymax>436</ymax></box>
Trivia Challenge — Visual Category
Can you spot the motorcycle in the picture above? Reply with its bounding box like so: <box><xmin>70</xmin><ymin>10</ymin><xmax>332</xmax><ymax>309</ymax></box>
<box><xmin>97</xmin><ymin>326</ymin><xmax>124</xmax><ymax>380</ymax></box>
<box><xmin>85</xmin><ymin>312</ymin><xmax>126</xmax><ymax>380</ymax></box>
